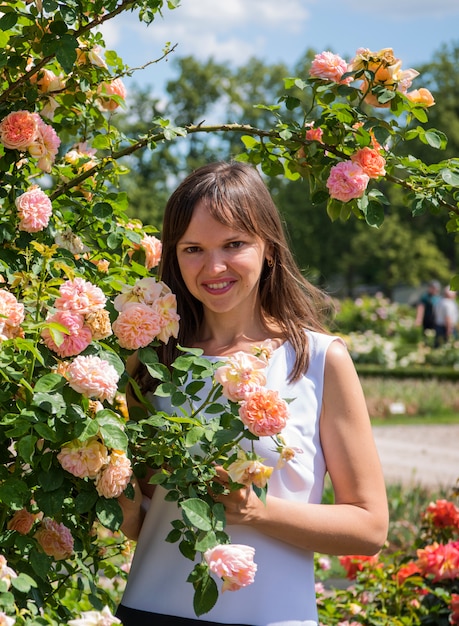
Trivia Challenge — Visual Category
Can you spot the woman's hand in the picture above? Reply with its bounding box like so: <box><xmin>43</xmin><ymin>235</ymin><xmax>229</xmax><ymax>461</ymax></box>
<box><xmin>212</xmin><ymin>466</ymin><xmax>264</xmax><ymax>526</ymax></box>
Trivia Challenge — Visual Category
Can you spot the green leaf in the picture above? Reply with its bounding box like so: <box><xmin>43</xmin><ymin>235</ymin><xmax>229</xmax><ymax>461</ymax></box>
<box><xmin>34</xmin><ymin>374</ymin><xmax>65</xmax><ymax>393</ymax></box>
<box><xmin>180</xmin><ymin>498</ymin><xmax>213</xmax><ymax>531</ymax></box>
<box><xmin>441</xmin><ymin>168</ymin><xmax>459</xmax><ymax>187</ymax></box>
<box><xmin>0</xmin><ymin>478</ymin><xmax>29</xmax><ymax>507</ymax></box>
<box><xmin>364</xmin><ymin>201</ymin><xmax>385</xmax><ymax>228</ymax></box>
<box><xmin>193</xmin><ymin>572</ymin><xmax>218</xmax><ymax>616</ymax></box>
<box><xmin>195</xmin><ymin>530</ymin><xmax>217</xmax><ymax>552</ymax></box>
<box><xmin>99</xmin><ymin>423</ymin><xmax>128</xmax><ymax>450</ymax></box>
<box><xmin>96</xmin><ymin>498</ymin><xmax>123</xmax><ymax>531</ymax></box>
<box><xmin>92</xmin><ymin>134</ymin><xmax>112</xmax><ymax>150</ymax></box>
<box><xmin>75</xmin><ymin>490</ymin><xmax>99</xmax><ymax>514</ymax></box>
<box><xmin>30</xmin><ymin>551</ymin><xmax>51</xmax><ymax>580</ymax></box>
<box><xmin>17</xmin><ymin>434</ymin><xmax>38</xmax><ymax>463</ymax></box>
<box><xmin>55</xmin><ymin>34</ymin><xmax>78</xmax><ymax>74</ymax></box>
<box><xmin>11</xmin><ymin>573</ymin><xmax>38</xmax><ymax>593</ymax></box>
<box><xmin>0</xmin><ymin>12</ymin><xmax>18</xmax><ymax>30</ymax></box>
<box><xmin>424</xmin><ymin>130</ymin><xmax>443</xmax><ymax>149</ymax></box>
<box><xmin>39</xmin><ymin>470</ymin><xmax>64</xmax><ymax>492</ymax></box>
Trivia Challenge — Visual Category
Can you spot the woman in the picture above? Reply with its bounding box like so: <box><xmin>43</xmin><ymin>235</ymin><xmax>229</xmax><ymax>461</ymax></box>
<box><xmin>117</xmin><ymin>161</ymin><xmax>389</xmax><ymax>626</ymax></box>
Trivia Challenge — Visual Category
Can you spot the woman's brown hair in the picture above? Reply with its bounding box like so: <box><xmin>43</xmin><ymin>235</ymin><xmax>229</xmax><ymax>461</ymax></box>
<box><xmin>138</xmin><ymin>161</ymin><xmax>332</xmax><ymax>390</ymax></box>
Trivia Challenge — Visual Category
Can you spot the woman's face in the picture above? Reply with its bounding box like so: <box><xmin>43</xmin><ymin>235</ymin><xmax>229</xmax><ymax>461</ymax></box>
<box><xmin>176</xmin><ymin>200</ymin><xmax>270</xmax><ymax>320</ymax></box>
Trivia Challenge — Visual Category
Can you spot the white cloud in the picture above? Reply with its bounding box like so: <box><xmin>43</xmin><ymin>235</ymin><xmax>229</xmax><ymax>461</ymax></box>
<box><xmin>101</xmin><ymin>0</ymin><xmax>311</xmax><ymax>65</ymax></box>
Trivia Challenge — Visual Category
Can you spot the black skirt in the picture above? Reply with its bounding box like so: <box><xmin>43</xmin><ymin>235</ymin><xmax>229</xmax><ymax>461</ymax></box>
<box><xmin>115</xmin><ymin>604</ymin><xmax>252</xmax><ymax>626</ymax></box>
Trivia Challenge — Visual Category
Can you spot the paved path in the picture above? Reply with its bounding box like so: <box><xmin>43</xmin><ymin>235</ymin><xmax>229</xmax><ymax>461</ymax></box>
<box><xmin>372</xmin><ymin>424</ymin><xmax>459</xmax><ymax>491</ymax></box>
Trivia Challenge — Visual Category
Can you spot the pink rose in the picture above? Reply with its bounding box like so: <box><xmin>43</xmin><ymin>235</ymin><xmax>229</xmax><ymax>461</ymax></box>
<box><xmin>97</xmin><ymin>77</ymin><xmax>127</xmax><ymax>111</ymax></box>
<box><xmin>204</xmin><ymin>544</ymin><xmax>257</xmax><ymax>592</ymax></box>
<box><xmin>15</xmin><ymin>185</ymin><xmax>52</xmax><ymax>232</ymax></box>
<box><xmin>28</xmin><ymin>114</ymin><xmax>61</xmax><ymax>172</ymax></box>
<box><xmin>214</xmin><ymin>352</ymin><xmax>267</xmax><ymax>402</ymax></box>
<box><xmin>154</xmin><ymin>293</ymin><xmax>180</xmax><ymax>344</ymax></box>
<box><xmin>416</xmin><ymin>541</ymin><xmax>459</xmax><ymax>582</ymax></box>
<box><xmin>139</xmin><ymin>234</ymin><xmax>162</xmax><ymax>270</ymax></box>
<box><xmin>68</xmin><ymin>605</ymin><xmax>121</xmax><ymax>626</ymax></box>
<box><xmin>95</xmin><ymin>450</ymin><xmax>132</xmax><ymax>498</ymax></box>
<box><xmin>309</xmin><ymin>51</ymin><xmax>351</xmax><ymax>84</ymax></box>
<box><xmin>41</xmin><ymin>310</ymin><xmax>92</xmax><ymax>358</ymax></box>
<box><xmin>0</xmin><ymin>110</ymin><xmax>38</xmax><ymax>150</ymax></box>
<box><xmin>326</xmin><ymin>161</ymin><xmax>370</xmax><ymax>202</ymax></box>
<box><xmin>7</xmin><ymin>508</ymin><xmax>37</xmax><ymax>535</ymax></box>
<box><xmin>57</xmin><ymin>438</ymin><xmax>109</xmax><ymax>479</ymax></box>
<box><xmin>351</xmin><ymin>147</ymin><xmax>386</xmax><ymax>179</ymax></box>
<box><xmin>0</xmin><ymin>289</ymin><xmax>24</xmax><ymax>341</ymax></box>
<box><xmin>305</xmin><ymin>125</ymin><xmax>324</xmax><ymax>143</ymax></box>
<box><xmin>112</xmin><ymin>302</ymin><xmax>163</xmax><ymax>349</ymax></box>
<box><xmin>0</xmin><ymin>556</ymin><xmax>17</xmax><ymax>591</ymax></box>
<box><xmin>239</xmin><ymin>388</ymin><xmax>289</xmax><ymax>437</ymax></box>
<box><xmin>67</xmin><ymin>354</ymin><xmax>120</xmax><ymax>403</ymax></box>
<box><xmin>34</xmin><ymin>518</ymin><xmax>74</xmax><ymax>560</ymax></box>
<box><xmin>55</xmin><ymin>278</ymin><xmax>106</xmax><ymax>315</ymax></box>
<box><xmin>113</xmin><ymin>277</ymin><xmax>166</xmax><ymax>312</ymax></box>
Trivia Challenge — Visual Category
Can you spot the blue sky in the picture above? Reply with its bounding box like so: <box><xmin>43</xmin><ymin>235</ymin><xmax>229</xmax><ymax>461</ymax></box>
<box><xmin>101</xmin><ymin>0</ymin><xmax>459</xmax><ymax>96</ymax></box>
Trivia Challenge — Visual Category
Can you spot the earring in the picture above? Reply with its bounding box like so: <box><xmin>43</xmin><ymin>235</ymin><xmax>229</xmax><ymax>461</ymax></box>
<box><xmin>267</xmin><ymin>258</ymin><xmax>274</xmax><ymax>268</ymax></box>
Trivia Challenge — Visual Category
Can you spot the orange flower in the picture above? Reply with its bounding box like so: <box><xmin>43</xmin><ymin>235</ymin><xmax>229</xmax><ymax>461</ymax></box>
<box><xmin>406</xmin><ymin>88</ymin><xmax>435</xmax><ymax>107</ymax></box>
<box><xmin>7</xmin><ymin>508</ymin><xmax>37</xmax><ymax>535</ymax></box>
<box><xmin>351</xmin><ymin>147</ymin><xmax>386</xmax><ymax>179</ymax></box>
<box><xmin>239</xmin><ymin>388</ymin><xmax>288</xmax><ymax>437</ymax></box>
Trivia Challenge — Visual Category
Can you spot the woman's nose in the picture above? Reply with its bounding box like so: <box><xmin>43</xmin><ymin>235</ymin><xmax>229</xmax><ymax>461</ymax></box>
<box><xmin>205</xmin><ymin>250</ymin><xmax>227</xmax><ymax>273</ymax></box>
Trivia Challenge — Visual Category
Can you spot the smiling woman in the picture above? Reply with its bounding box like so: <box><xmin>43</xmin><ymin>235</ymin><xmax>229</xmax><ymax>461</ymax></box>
<box><xmin>116</xmin><ymin>161</ymin><xmax>389</xmax><ymax>626</ymax></box>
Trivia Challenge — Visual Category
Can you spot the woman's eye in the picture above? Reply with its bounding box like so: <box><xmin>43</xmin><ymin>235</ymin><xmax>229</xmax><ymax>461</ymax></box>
<box><xmin>184</xmin><ymin>246</ymin><xmax>201</xmax><ymax>253</ymax></box>
<box><xmin>227</xmin><ymin>241</ymin><xmax>244</xmax><ymax>249</ymax></box>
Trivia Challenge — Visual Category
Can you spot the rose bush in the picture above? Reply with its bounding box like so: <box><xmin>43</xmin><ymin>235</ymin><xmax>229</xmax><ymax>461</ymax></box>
<box><xmin>1</xmin><ymin>1</ymin><xmax>459</xmax><ymax>624</ymax></box>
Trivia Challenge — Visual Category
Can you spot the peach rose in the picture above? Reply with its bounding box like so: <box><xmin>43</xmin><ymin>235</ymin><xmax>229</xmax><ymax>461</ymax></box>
<box><xmin>0</xmin><ymin>110</ymin><xmax>38</xmax><ymax>150</ymax></box>
<box><xmin>214</xmin><ymin>352</ymin><xmax>267</xmax><ymax>402</ymax></box>
<box><xmin>204</xmin><ymin>544</ymin><xmax>257</xmax><ymax>592</ymax></box>
<box><xmin>139</xmin><ymin>234</ymin><xmax>162</xmax><ymax>270</ymax></box>
<box><xmin>0</xmin><ymin>556</ymin><xmax>17</xmax><ymax>591</ymax></box>
<box><xmin>34</xmin><ymin>518</ymin><xmax>74</xmax><ymax>560</ymax></box>
<box><xmin>0</xmin><ymin>289</ymin><xmax>25</xmax><ymax>341</ymax></box>
<box><xmin>57</xmin><ymin>438</ymin><xmax>109</xmax><ymax>479</ymax></box>
<box><xmin>97</xmin><ymin>77</ymin><xmax>127</xmax><ymax>111</ymax></box>
<box><xmin>351</xmin><ymin>147</ymin><xmax>386</xmax><ymax>179</ymax></box>
<box><xmin>406</xmin><ymin>88</ymin><xmax>435</xmax><ymax>107</ymax></box>
<box><xmin>112</xmin><ymin>302</ymin><xmax>163</xmax><ymax>349</ymax></box>
<box><xmin>95</xmin><ymin>450</ymin><xmax>132</xmax><ymax>498</ymax></box>
<box><xmin>7</xmin><ymin>508</ymin><xmax>37</xmax><ymax>535</ymax></box>
<box><xmin>84</xmin><ymin>309</ymin><xmax>112</xmax><ymax>340</ymax></box>
<box><xmin>239</xmin><ymin>388</ymin><xmax>289</xmax><ymax>437</ymax></box>
<box><xmin>67</xmin><ymin>354</ymin><xmax>120</xmax><ymax>403</ymax></box>
<box><xmin>227</xmin><ymin>451</ymin><xmax>273</xmax><ymax>489</ymax></box>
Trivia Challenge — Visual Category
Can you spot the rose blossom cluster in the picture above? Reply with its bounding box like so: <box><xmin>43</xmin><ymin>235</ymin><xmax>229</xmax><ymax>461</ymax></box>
<box><xmin>415</xmin><ymin>540</ymin><xmax>459</xmax><ymax>582</ymax></box>
<box><xmin>309</xmin><ymin>47</ymin><xmax>435</xmax><ymax>108</ymax></box>
<box><xmin>0</xmin><ymin>288</ymin><xmax>25</xmax><ymax>342</ymax></box>
<box><xmin>214</xmin><ymin>343</ymin><xmax>296</xmax><ymax>487</ymax></box>
<box><xmin>0</xmin><ymin>110</ymin><xmax>60</xmax><ymax>172</ymax></box>
<box><xmin>307</xmin><ymin>47</ymin><xmax>435</xmax><ymax>204</ymax></box>
<box><xmin>112</xmin><ymin>277</ymin><xmax>180</xmax><ymax>349</ymax></box>
<box><xmin>58</xmin><ymin>438</ymin><xmax>132</xmax><ymax>499</ymax></box>
<box><xmin>204</xmin><ymin>544</ymin><xmax>257</xmax><ymax>593</ymax></box>
<box><xmin>41</xmin><ymin>278</ymin><xmax>112</xmax><ymax>358</ymax></box>
<box><xmin>423</xmin><ymin>498</ymin><xmax>459</xmax><ymax>530</ymax></box>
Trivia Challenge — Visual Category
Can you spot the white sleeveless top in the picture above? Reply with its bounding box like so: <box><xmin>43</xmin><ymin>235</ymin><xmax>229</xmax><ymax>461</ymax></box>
<box><xmin>121</xmin><ymin>331</ymin><xmax>341</xmax><ymax>626</ymax></box>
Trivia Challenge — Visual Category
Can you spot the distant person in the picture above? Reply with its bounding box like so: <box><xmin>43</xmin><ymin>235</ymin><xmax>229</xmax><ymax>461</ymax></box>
<box><xmin>415</xmin><ymin>280</ymin><xmax>441</xmax><ymax>337</ymax></box>
<box><xmin>434</xmin><ymin>287</ymin><xmax>459</xmax><ymax>347</ymax></box>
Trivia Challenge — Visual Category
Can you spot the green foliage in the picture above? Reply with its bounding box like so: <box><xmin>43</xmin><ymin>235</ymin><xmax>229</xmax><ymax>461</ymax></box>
<box><xmin>1</xmin><ymin>2</ymin><xmax>459</xmax><ymax>624</ymax></box>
